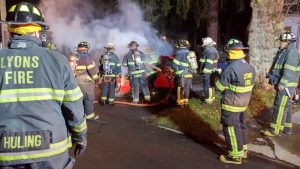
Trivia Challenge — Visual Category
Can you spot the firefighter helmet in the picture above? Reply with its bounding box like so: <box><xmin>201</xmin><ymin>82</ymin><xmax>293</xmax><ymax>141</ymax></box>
<box><xmin>278</xmin><ymin>32</ymin><xmax>296</xmax><ymax>42</ymax></box>
<box><xmin>128</xmin><ymin>41</ymin><xmax>139</xmax><ymax>48</ymax></box>
<box><xmin>77</xmin><ymin>41</ymin><xmax>90</xmax><ymax>51</ymax></box>
<box><xmin>5</xmin><ymin>2</ymin><xmax>48</xmax><ymax>35</ymax></box>
<box><xmin>178</xmin><ymin>39</ymin><xmax>190</xmax><ymax>48</ymax></box>
<box><xmin>202</xmin><ymin>37</ymin><xmax>216</xmax><ymax>47</ymax></box>
<box><xmin>104</xmin><ymin>42</ymin><xmax>115</xmax><ymax>49</ymax></box>
<box><xmin>225</xmin><ymin>39</ymin><xmax>246</xmax><ymax>50</ymax></box>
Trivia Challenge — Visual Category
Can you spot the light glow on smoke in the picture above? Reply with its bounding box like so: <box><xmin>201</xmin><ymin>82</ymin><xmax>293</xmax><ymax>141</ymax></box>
<box><xmin>39</xmin><ymin>0</ymin><xmax>173</xmax><ymax>58</ymax></box>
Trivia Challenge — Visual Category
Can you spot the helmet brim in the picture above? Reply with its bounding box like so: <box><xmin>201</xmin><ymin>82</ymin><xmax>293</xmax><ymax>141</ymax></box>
<box><xmin>0</xmin><ymin>20</ymin><xmax>49</xmax><ymax>30</ymax></box>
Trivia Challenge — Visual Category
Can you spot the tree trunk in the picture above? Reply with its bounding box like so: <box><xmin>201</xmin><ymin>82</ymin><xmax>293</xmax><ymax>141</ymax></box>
<box><xmin>207</xmin><ymin>0</ymin><xmax>219</xmax><ymax>44</ymax></box>
<box><xmin>248</xmin><ymin>0</ymin><xmax>284</xmax><ymax>88</ymax></box>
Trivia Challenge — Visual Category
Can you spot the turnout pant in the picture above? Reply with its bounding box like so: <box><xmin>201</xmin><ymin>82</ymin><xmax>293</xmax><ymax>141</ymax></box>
<box><xmin>202</xmin><ymin>73</ymin><xmax>215</xmax><ymax>102</ymax></box>
<box><xmin>78</xmin><ymin>80</ymin><xmax>96</xmax><ymax>119</ymax></box>
<box><xmin>176</xmin><ymin>74</ymin><xmax>192</xmax><ymax>104</ymax></box>
<box><xmin>101</xmin><ymin>77</ymin><xmax>116</xmax><ymax>103</ymax></box>
<box><xmin>130</xmin><ymin>73</ymin><xmax>150</xmax><ymax>103</ymax></box>
<box><xmin>221</xmin><ymin>110</ymin><xmax>247</xmax><ymax>158</ymax></box>
<box><xmin>270</xmin><ymin>87</ymin><xmax>295</xmax><ymax>135</ymax></box>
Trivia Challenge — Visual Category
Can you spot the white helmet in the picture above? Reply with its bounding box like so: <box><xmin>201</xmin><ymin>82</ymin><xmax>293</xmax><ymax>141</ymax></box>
<box><xmin>202</xmin><ymin>37</ymin><xmax>216</xmax><ymax>47</ymax></box>
<box><xmin>104</xmin><ymin>42</ymin><xmax>115</xmax><ymax>49</ymax></box>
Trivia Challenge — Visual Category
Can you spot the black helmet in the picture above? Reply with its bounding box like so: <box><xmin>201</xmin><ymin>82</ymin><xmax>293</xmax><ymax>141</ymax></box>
<box><xmin>5</xmin><ymin>2</ymin><xmax>48</xmax><ymax>29</ymax></box>
<box><xmin>128</xmin><ymin>41</ymin><xmax>139</xmax><ymax>48</ymax></box>
<box><xmin>77</xmin><ymin>41</ymin><xmax>90</xmax><ymax>51</ymax></box>
<box><xmin>178</xmin><ymin>39</ymin><xmax>190</xmax><ymax>48</ymax></box>
<box><xmin>225</xmin><ymin>39</ymin><xmax>247</xmax><ymax>50</ymax></box>
<box><xmin>278</xmin><ymin>32</ymin><xmax>296</xmax><ymax>42</ymax></box>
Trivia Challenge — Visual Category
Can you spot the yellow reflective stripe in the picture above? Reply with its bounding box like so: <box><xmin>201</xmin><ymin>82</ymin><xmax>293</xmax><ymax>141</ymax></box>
<box><xmin>275</xmin><ymin>95</ymin><xmax>288</xmax><ymax>134</ymax></box>
<box><xmin>32</xmin><ymin>7</ymin><xmax>41</xmax><ymax>16</ymax></box>
<box><xmin>228</xmin><ymin>127</ymin><xmax>243</xmax><ymax>157</ymax></box>
<box><xmin>181</xmin><ymin>62</ymin><xmax>189</xmax><ymax>67</ymax></box>
<box><xmin>216</xmin><ymin>80</ymin><xmax>226</xmax><ymax>91</ymax></box>
<box><xmin>205</xmin><ymin>59</ymin><xmax>214</xmax><ymax>64</ymax></box>
<box><xmin>222</xmin><ymin>104</ymin><xmax>247</xmax><ymax>112</ymax></box>
<box><xmin>145</xmin><ymin>95</ymin><xmax>150</xmax><ymax>99</ymax></box>
<box><xmin>76</xmin><ymin>66</ymin><xmax>87</xmax><ymax>70</ymax></box>
<box><xmin>176</xmin><ymin>70</ymin><xmax>184</xmax><ymax>75</ymax></box>
<box><xmin>101</xmin><ymin>96</ymin><xmax>107</xmax><ymax>100</ymax></box>
<box><xmin>131</xmin><ymin>70</ymin><xmax>145</xmax><ymax>75</ymax></box>
<box><xmin>103</xmin><ymin>74</ymin><xmax>116</xmax><ymax>77</ymax></box>
<box><xmin>86</xmin><ymin>113</ymin><xmax>95</xmax><ymax>119</ymax></box>
<box><xmin>0</xmin><ymin>137</ymin><xmax>71</xmax><ymax>162</ymax></box>
<box><xmin>109</xmin><ymin>63</ymin><xmax>116</xmax><ymax>66</ymax></box>
<box><xmin>0</xmin><ymin>88</ymin><xmax>65</xmax><ymax>103</ymax></box>
<box><xmin>280</xmin><ymin>79</ymin><xmax>298</xmax><ymax>87</ymax></box>
<box><xmin>9</xmin><ymin>5</ymin><xmax>16</xmax><ymax>12</ymax></box>
<box><xmin>64</xmin><ymin>87</ymin><xmax>83</xmax><ymax>102</ymax></box>
<box><xmin>213</xmin><ymin>60</ymin><xmax>218</xmax><ymax>63</ymax></box>
<box><xmin>128</xmin><ymin>62</ymin><xmax>135</xmax><ymax>65</ymax></box>
<box><xmin>87</xmin><ymin>64</ymin><xmax>95</xmax><ymax>69</ymax></box>
<box><xmin>108</xmin><ymin>98</ymin><xmax>114</xmax><ymax>102</ymax></box>
<box><xmin>285</xmin><ymin>123</ymin><xmax>293</xmax><ymax>128</ymax></box>
<box><xmin>284</xmin><ymin>64</ymin><xmax>297</xmax><ymax>71</ymax></box>
<box><xmin>92</xmin><ymin>74</ymin><xmax>99</xmax><ymax>80</ymax></box>
<box><xmin>183</xmin><ymin>74</ymin><xmax>193</xmax><ymax>78</ymax></box>
<box><xmin>150</xmin><ymin>60</ymin><xmax>158</xmax><ymax>64</ymax></box>
<box><xmin>73</xmin><ymin>120</ymin><xmax>87</xmax><ymax>133</ymax></box>
<box><xmin>148</xmin><ymin>71</ymin><xmax>158</xmax><ymax>75</ymax></box>
<box><xmin>173</xmin><ymin>59</ymin><xmax>180</xmax><ymax>65</ymax></box>
<box><xmin>19</xmin><ymin>5</ymin><xmax>30</xmax><ymax>12</ymax></box>
<box><xmin>203</xmin><ymin>68</ymin><xmax>213</xmax><ymax>73</ymax></box>
<box><xmin>274</xmin><ymin>64</ymin><xmax>282</xmax><ymax>69</ymax></box>
<box><xmin>199</xmin><ymin>58</ymin><xmax>206</xmax><ymax>63</ymax></box>
<box><xmin>116</xmin><ymin>63</ymin><xmax>121</xmax><ymax>67</ymax></box>
<box><xmin>228</xmin><ymin>84</ymin><xmax>254</xmax><ymax>93</ymax></box>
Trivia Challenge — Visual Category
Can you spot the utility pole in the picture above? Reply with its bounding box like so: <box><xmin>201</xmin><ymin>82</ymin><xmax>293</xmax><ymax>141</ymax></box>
<box><xmin>0</xmin><ymin>0</ymin><xmax>7</xmax><ymax>48</ymax></box>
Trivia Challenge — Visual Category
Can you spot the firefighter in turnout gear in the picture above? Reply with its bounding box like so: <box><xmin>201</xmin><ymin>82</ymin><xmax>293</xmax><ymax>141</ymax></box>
<box><xmin>99</xmin><ymin>42</ymin><xmax>121</xmax><ymax>105</ymax></box>
<box><xmin>145</xmin><ymin>47</ymin><xmax>160</xmax><ymax>95</ymax></box>
<box><xmin>263</xmin><ymin>32</ymin><xmax>300</xmax><ymax>137</ymax></box>
<box><xmin>123</xmin><ymin>41</ymin><xmax>150</xmax><ymax>103</ymax></box>
<box><xmin>75</xmin><ymin>41</ymin><xmax>100</xmax><ymax>120</ymax></box>
<box><xmin>216</xmin><ymin>39</ymin><xmax>256</xmax><ymax>164</ymax></box>
<box><xmin>200</xmin><ymin>37</ymin><xmax>219</xmax><ymax>104</ymax></box>
<box><xmin>171</xmin><ymin>40</ymin><xmax>196</xmax><ymax>106</ymax></box>
<box><xmin>0</xmin><ymin>3</ymin><xmax>87</xmax><ymax>168</ymax></box>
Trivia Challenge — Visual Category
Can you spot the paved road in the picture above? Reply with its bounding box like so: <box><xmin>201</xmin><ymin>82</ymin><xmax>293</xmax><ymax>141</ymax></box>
<box><xmin>73</xmin><ymin>104</ymin><xmax>295</xmax><ymax>169</ymax></box>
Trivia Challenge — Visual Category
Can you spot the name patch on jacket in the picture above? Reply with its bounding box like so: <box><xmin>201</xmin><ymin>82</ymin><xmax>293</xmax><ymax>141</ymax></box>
<box><xmin>0</xmin><ymin>131</ymin><xmax>51</xmax><ymax>153</ymax></box>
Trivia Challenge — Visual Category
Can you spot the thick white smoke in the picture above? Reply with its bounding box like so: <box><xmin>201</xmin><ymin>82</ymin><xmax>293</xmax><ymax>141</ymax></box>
<box><xmin>39</xmin><ymin>0</ymin><xmax>173</xmax><ymax>58</ymax></box>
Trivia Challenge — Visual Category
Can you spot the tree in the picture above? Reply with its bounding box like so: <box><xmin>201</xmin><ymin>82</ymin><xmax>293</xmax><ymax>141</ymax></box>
<box><xmin>248</xmin><ymin>0</ymin><xmax>284</xmax><ymax>87</ymax></box>
<box><xmin>207</xmin><ymin>0</ymin><xmax>219</xmax><ymax>44</ymax></box>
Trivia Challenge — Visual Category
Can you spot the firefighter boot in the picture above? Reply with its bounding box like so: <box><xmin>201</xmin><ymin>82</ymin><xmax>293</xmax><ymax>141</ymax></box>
<box><xmin>262</xmin><ymin>130</ymin><xmax>277</xmax><ymax>137</ymax></box>
<box><xmin>219</xmin><ymin>155</ymin><xmax>242</xmax><ymax>165</ymax></box>
<box><xmin>176</xmin><ymin>87</ymin><xmax>184</xmax><ymax>106</ymax></box>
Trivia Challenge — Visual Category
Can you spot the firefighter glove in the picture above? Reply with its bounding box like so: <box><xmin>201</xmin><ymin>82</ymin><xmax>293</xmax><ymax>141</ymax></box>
<box><xmin>277</xmin><ymin>84</ymin><xmax>285</xmax><ymax>91</ymax></box>
<box><xmin>74</xmin><ymin>140</ymin><xmax>87</xmax><ymax>157</ymax></box>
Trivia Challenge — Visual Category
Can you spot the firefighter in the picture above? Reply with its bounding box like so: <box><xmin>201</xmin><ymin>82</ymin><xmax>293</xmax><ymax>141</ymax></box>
<box><xmin>216</xmin><ymin>39</ymin><xmax>255</xmax><ymax>164</ymax></box>
<box><xmin>171</xmin><ymin>40</ymin><xmax>196</xmax><ymax>106</ymax></box>
<box><xmin>99</xmin><ymin>42</ymin><xmax>121</xmax><ymax>105</ymax></box>
<box><xmin>0</xmin><ymin>2</ymin><xmax>87</xmax><ymax>168</ymax></box>
<box><xmin>200</xmin><ymin>37</ymin><xmax>219</xmax><ymax>104</ymax></box>
<box><xmin>75</xmin><ymin>41</ymin><xmax>100</xmax><ymax>120</ymax></box>
<box><xmin>145</xmin><ymin>47</ymin><xmax>160</xmax><ymax>95</ymax></box>
<box><xmin>123</xmin><ymin>41</ymin><xmax>150</xmax><ymax>103</ymax></box>
<box><xmin>263</xmin><ymin>32</ymin><xmax>300</xmax><ymax>137</ymax></box>
<box><xmin>47</xmin><ymin>42</ymin><xmax>57</xmax><ymax>50</ymax></box>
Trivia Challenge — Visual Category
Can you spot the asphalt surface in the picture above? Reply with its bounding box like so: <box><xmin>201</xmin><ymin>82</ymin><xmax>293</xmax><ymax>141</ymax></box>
<box><xmin>72</xmin><ymin>103</ymin><xmax>295</xmax><ymax>169</ymax></box>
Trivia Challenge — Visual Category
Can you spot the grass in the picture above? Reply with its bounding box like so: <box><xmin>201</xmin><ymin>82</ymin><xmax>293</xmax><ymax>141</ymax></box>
<box><xmin>149</xmin><ymin>84</ymin><xmax>279</xmax><ymax>133</ymax></box>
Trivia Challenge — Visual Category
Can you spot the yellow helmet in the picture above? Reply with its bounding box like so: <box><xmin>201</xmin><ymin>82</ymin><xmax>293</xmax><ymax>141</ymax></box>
<box><xmin>5</xmin><ymin>2</ymin><xmax>48</xmax><ymax>35</ymax></box>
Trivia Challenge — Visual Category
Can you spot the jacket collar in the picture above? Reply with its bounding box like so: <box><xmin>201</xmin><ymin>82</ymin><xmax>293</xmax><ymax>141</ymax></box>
<box><xmin>9</xmin><ymin>35</ymin><xmax>42</xmax><ymax>49</ymax></box>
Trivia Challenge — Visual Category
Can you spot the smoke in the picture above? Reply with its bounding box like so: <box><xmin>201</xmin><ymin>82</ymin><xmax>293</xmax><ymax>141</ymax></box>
<box><xmin>39</xmin><ymin>0</ymin><xmax>173</xmax><ymax>58</ymax></box>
